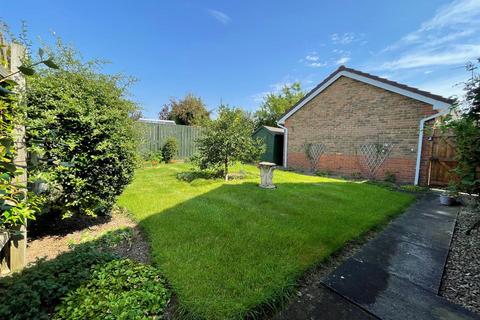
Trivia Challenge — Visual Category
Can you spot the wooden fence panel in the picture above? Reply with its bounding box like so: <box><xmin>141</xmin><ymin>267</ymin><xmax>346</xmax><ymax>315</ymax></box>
<box><xmin>138</xmin><ymin>121</ymin><xmax>204</xmax><ymax>159</ymax></box>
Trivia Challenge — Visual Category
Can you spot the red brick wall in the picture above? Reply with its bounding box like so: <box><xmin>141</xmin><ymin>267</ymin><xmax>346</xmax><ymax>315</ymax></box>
<box><xmin>285</xmin><ymin>76</ymin><xmax>438</xmax><ymax>184</ymax></box>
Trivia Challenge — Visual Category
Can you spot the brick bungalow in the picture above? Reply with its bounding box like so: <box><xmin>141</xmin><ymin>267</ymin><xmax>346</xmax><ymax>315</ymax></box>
<box><xmin>277</xmin><ymin>65</ymin><xmax>454</xmax><ymax>185</ymax></box>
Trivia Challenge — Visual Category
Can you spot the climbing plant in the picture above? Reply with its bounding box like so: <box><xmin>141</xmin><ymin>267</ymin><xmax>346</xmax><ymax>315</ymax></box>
<box><xmin>0</xmin><ymin>82</ymin><xmax>37</xmax><ymax>230</ymax></box>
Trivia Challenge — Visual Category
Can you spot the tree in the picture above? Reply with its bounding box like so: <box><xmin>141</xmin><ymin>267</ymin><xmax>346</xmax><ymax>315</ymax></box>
<box><xmin>159</xmin><ymin>93</ymin><xmax>210</xmax><ymax>126</ymax></box>
<box><xmin>254</xmin><ymin>82</ymin><xmax>305</xmax><ymax>128</ymax></box>
<box><xmin>158</xmin><ymin>104</ymin><xmax>170</xmax><ymax>121</ymax></box>
<box><xmin>25</xmin><ymin>40</ymin><xmax>140</xmax><ymax>217</ymax></box>
<box><xmin>195</xmin><ymin>105</ymin><xmax>263</xmax><ymax>180</ymax></box>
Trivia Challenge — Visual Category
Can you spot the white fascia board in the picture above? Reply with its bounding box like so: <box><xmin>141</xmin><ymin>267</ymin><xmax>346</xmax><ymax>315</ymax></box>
<box><xmin>278</xmin><ymin>71</ymin><xmax>452</xmax><ymax>124</ymax></box>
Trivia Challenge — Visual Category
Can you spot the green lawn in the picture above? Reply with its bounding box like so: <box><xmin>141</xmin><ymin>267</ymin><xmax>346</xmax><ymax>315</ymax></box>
<box><xmin>118</xmin><ymin>163</ymin><xmax>414</xmax><ymax>319</ymax></box>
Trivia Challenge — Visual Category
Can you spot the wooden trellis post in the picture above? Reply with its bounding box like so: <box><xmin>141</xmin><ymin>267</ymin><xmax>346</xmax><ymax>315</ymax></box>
<box><xmin>0</xmin><ymin>40</ymin><xmax>28</xmax><ymax>273</ymax></box>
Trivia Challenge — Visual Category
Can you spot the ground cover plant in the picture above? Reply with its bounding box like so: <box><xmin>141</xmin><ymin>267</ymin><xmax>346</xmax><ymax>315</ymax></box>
<box><xmin>118</xmin><ymin>163</ymin><xmax>414</xmax><ymax>319</ymax></box>
<box><xmin>54</xmin><ymin>259</ymin><xmax>170</xmax><ymax>320</ymax></box>
<box><xmin>0</xmin><ymin>228</ymin><xmax>169</xmax><ymax>320</ymax></box>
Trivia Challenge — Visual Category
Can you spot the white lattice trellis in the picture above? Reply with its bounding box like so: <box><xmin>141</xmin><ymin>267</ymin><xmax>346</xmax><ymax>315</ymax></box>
<box><xmin>305</xmin><ymin>143</ymin><xmax>326</xmax><ymax>171</ymax></box>
<box><xmin>358</xmin><ymin>143</ymin><xmax>394</xmax><ymax>176</ymax></box>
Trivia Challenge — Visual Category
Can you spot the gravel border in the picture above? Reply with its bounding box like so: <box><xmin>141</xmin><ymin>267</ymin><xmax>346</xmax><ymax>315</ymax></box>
<box><xmin>440</xmin><ymin>205</ymin><xmax>480</xmax><ymax>315</ymax></box>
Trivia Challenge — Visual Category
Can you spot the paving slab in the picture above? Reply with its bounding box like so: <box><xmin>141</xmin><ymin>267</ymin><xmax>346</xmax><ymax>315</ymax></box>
<box><xmin>272</xmin><ymin>284</ymin><xmax>378</xmax><ymax>320</ymax></box>
<box><xmin>323</xmin><ymin>258</ymin><xmax>478</xmax><ymax>320</ymax></box>
<box><xmin>322</xmin><ymin>193</ymin><xmax>480</xmax><ymax>320</ymax></box>
<box><xmin>352</xmin><ymin>233</ymin><xmax>446</xmax><ymax>293</ymax></box>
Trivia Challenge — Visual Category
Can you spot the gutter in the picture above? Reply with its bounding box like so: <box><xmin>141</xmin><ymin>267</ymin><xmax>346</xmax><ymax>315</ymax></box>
<box><xmin>277</xmin><ymin>123</ymin><xmax>288</xmax><ymax>168</ymax></box>
<box><xmin>414</xmin><ymin>109</ymin><xmax>450</xmax><ymax>185</ymax></box>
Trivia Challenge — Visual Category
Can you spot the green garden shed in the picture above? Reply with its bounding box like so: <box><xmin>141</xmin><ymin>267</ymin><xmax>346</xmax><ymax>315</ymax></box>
<box><xmin>252</xmin><ymin>126</ymin><xmax>284</xmax><ymax>165</ymax></box>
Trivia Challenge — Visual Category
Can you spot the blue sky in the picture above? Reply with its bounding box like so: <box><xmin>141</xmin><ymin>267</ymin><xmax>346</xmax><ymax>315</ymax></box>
<box><xmin>3</xmin><ymin>0</ymin><xmax>480</xmax><ymax>118</ymax></box>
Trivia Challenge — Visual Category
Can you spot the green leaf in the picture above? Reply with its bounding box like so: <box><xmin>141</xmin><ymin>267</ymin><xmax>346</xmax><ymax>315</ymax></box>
<box><xmin>1</xmin><ymin>162</ymin><xmax>17</xmax><ymax>173</ymax></box>
<box><xmin>0</xmin><ymin>138</ymin><xmax>13</xmax><ymax>148</ymax></box>
<box><xmin>18</xmin><ymin>65</ymin><xmax>35</xmax><ymax>76</ymax></box>
<box><xmin>43</xmin><ymin>59</ymin><xmax>59</xmax><ymax>69</ymax></box>
<box><xmin>2</xmin><ymin>79</ymin><xmax>17</xmax><ymax>86</ymax></box>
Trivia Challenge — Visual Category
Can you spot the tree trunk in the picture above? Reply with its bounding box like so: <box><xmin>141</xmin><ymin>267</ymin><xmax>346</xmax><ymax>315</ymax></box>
<box><xmin>224</xmin><ymin>157</ymin><xmax>229</xmax><ymax>181</ymax></box>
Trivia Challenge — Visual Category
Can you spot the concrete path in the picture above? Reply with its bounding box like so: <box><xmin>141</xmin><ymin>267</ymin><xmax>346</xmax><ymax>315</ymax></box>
<box><xmin>275</xmin><ymin>193</ymin><xmax>480</xmax><ymax>320</ymax></box>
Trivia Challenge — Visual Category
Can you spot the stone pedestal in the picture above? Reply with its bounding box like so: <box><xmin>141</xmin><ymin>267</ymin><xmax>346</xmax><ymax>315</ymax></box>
<box><xmin>258</xmin><ymin>161</ymin><xmax>276</xmax><ymax>189</ymax></box>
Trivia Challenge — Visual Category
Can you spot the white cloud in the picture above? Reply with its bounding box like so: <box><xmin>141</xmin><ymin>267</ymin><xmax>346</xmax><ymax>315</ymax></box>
<box><xmin>251</xmin><ymin>75</ymin><xmax>312</xmax><ymax>104</ymax></box>
<box><xmin>305</xmin><ymin>54</ymin><xmax>319</xmax><ymax>62</ymax></box>
<box><xmin>336</xmin><ymin>56</ymin><xmax>351</xmax><ymax>65</ymax></box>
<box><xmin>419</xmin><ymin>0</ymin><xmax>480</xmax><ymax>31</ymax></box>
<box><xmin>302</xmin><ymin>52</ymin><xmax>328</xmax><ymax>68</ymax></box>
<box><xmin>378</xmin><ymin>0</ymin><xmax>480</xmax><ymax>72</ymax></box>
<box><xmin>379</xmin><ymin>44</ymin><xmax>480</xmax><ymax>70</ymax></box>
<box><xmin>385</xmin><ymin>0</ymin><xmax>480</xmax><ymax>51</ymax></box>
<box><xmin>309</xmin><ymin>62</ymin><xmax>328</xmax><ymax>68</ymax></box>
<box><xmin>418</xmin><ymin>73</ymin><xmax>466</xmax><ymax>98</ymax></box>
<box><xmin>206</xmin><ymin>9</ymin><xmax>231</xmax><ymax>24</ymax></box>
<box><xmin>331</xmin><ymin>32</ymin><xmax>361</xmax><ymax>45</ymax></box>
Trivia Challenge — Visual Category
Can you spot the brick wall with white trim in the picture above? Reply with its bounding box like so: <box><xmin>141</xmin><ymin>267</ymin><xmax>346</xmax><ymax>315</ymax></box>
<box><xmin>285</xmin><ymin>76</ymin><xmax>437</xmax><ymax>184</ymax></box>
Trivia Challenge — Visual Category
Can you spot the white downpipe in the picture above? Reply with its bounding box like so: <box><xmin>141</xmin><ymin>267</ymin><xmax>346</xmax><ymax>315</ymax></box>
<box><xmin>414</xmin><ymin>109</ymin><xmax>449</xmax><ymax>185</ymax></box>
<box><xmin>277</xmin><ymin>123</ymin><xmax>288</xmax><ymax>168</ymax></box>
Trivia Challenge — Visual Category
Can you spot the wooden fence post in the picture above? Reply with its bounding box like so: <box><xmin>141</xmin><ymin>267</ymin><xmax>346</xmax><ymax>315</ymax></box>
<box><xmin>8</xmin><ymin>42</ymin><xmax>28</xmax><ymax>272</ymax></box>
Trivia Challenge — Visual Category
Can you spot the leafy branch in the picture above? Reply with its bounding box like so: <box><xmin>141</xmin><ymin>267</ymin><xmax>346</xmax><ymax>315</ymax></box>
<box><xmin>0</xmin><ymin>48</ymin><xmax>59</xmax><ymax>83</ymax></box>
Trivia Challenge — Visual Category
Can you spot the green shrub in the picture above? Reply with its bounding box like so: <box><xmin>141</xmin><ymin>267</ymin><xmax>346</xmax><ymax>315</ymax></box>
<box><xmin>384</xmin><ymin>171</ymin><xmax>397</xmax><ymax>183</ymax></box>
<box><xmin>0</xmin><ymin>245</ymin><xmax>116</xmax><ymax>320</ymax></box>
<box><xmin>143</xmin><ymin>151</ymin><xmax>163</xmax><ymax>163</ymax></box>
<box><xmin>53</xmin><ymin>259</ymin><xmax>170</xmax><ymax>320</ymax></box>
<box><xmin>26</xmin><ymin>50</ymin><xmax>140</xmax><ymax>217</ymax></box>
<box><xmin>176</xmin><ymin>170</ymin><xmax>221</xmax><ymax>182</ymax></box>
<box><xmin>162</xmin><ymin>137</ymin><xmax>178</xmax><ymax>163</ymax></box>
<box><xmin>315</xmin><ymin>170</ymin><xmax>332</xmax><ymax>177</ymax></box>
<box><xmin>351</xmin><ymin>171</ymin><xmax>362</xmax><ymax>179</ymax></box>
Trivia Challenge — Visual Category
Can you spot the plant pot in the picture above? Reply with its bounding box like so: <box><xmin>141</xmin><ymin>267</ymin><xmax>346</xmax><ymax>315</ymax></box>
<box><xmin>439</xmin><ymin>194</ymin><xmax>456</xmax><ymax>206</ymax></box>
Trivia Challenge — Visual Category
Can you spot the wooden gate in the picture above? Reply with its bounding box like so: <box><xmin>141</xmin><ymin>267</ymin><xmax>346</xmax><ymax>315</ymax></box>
<box><xmin>426</xmin><ymin>130</ymin><xmax>457</xmax><ymax>186</ymax></box>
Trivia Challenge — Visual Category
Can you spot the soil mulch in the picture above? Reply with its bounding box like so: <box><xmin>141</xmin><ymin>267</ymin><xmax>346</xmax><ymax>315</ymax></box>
<box><xmin>26</xmin><ymin>209</ymin><xmax>150</xmax><ymax>265</ymax></box>
<box><xmin>440</xmin><ymin>205</ymin><xmax>480</xmax><ymax>315</ymax></box>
